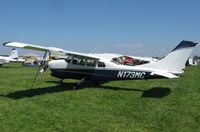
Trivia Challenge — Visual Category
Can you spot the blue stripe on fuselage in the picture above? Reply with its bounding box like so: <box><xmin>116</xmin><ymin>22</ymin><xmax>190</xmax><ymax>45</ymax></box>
<box><xmin>50</xmin><ymin>69</ymin><xmax>160</xmax><ymax>81</ymax></box>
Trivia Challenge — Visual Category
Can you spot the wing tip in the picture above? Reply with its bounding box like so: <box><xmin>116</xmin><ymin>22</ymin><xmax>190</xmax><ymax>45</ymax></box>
<box><xmin>2</xmin><ymin>41</ymin><xmax>15</xmax><ymax>46</ymax></box>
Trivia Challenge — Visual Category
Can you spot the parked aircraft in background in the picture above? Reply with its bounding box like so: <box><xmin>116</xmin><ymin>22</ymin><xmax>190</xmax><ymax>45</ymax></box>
<box><xmin>3</xmin><ymin>40</ymin><xmax>198</xmax><ymax>88</ymax></box>
<box><xmin>0</xmin><ymin>48</ymin><xmax>25</xmax><ymax>67</ymax></box>
<box><xmin>188</xmin><ymin>57</ymin><xmax>198</xmax><ymax>66</ymax></box>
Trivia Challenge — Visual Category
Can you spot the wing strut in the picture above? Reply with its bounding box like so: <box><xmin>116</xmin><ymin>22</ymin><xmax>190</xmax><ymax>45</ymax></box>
<box><xmin>30</xmin><ymin>51</ymin><xmax>48</xmax><ymax>89</ymax></box>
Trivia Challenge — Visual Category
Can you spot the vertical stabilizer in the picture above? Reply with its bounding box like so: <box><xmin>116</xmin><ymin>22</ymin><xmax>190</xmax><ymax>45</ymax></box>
<box><xmin>141</xmin><ymin>40</ymin><xmax>198</xmax><ymax>74</ymax></box>
<box><xmin>9</xmin><ymin>48</ymin><xmax>18</xmax><ymax>59</ymax></box>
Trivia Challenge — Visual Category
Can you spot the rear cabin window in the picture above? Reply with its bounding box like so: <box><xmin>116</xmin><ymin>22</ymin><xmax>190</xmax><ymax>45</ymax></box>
<box><xmin>112</xmin><ymin>56</ymin><xmax>150</xmax><ymax>66</ymax></box>
<box><xmin>98</xmin><ymin>61</ymin><xmax>105</xmax><ymax>67</ymax></box>
<box><xmin>80</xmin><ymin>58</ymin><xmax>86</xmax><ymax>65</ymax></box>
<box><xmin>86</xmin><ymin>59</ymin><xmax>96</xmax><ymax>67</ymax></box>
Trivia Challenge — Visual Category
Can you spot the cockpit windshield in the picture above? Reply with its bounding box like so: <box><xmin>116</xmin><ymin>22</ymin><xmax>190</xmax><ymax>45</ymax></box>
<box><xmin>112</xmin><ymin>56</ymin><xmax>149</xmax><ymax>66</ymax></box>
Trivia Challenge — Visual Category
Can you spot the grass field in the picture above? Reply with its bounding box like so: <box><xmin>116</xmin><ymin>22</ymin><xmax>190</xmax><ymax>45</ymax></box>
<box><xmin>0</xmin><ymin>63</ymin><xmax>200</xmax><ymax>132</ymax></box>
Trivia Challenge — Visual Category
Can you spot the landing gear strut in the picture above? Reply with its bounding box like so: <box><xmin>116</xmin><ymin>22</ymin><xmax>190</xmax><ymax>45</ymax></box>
<box><xmin>59</xmin><ymin>79</ymin><xmax>64</xmax><ymax>85</ymax></box>
<box><xmin>73</xmin><ymin>78</ymin><xmax>87</xmax><ymax>90</ymax></box>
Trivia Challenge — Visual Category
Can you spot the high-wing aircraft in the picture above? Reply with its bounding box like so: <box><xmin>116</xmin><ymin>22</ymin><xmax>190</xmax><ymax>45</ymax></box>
<box><xmin>3</xmin><ymin>40</ymin><xmax>198</xmax><ymax>87</ymax></box>
<box><xmin>0</xmin><ymin>48</ymin><xmax>25</xmax><ymax>67</ymax></box>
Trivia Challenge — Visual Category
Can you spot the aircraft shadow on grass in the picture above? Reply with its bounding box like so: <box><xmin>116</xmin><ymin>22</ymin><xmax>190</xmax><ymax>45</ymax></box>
<box><xmin>2</xmin><ymin>81</ymin><xmax>171</xmax><ymax>100</ymax></box>
<box><xmin>0</xmin><ymin>66</ymin><xmax>23</xmax><ymax>69</ymax></box>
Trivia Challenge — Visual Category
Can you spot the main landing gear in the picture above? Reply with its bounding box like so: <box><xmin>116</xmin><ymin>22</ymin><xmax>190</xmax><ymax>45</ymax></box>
<box><xmin>73</xmin><ymin>78</ymin><xmax>87</xmax><ymax>89</ymax></box>
<box><xmin>59</xmin><ymin>78</ymin><xmax>102</xmax><ymax>90</ymax></box>
<box><xmin>59</xmin><ymin>78</ymin><xmax>87</xmax><ymax>90</ymax></box>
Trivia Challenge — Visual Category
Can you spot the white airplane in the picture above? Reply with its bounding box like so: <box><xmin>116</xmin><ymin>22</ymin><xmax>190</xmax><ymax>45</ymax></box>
<box><xmin>3</xmin><ymin>40</ymin><xmax>198</xmax><ymax>87</ymax></box>
<box><xmin>0</xmin><ymin>48</ymin><xmax>25</xmax><ymax>67</ymax></box>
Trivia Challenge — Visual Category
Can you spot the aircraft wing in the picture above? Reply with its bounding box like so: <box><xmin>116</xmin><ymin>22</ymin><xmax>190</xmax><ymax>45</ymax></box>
<box><xmin>150</xmin><ymin>71</ymin><xmax>179</xmax><ymax>78</ymax></box>
<box><xmin>3</xmin><ymin>42</ymin><xmax>64</xmax><ymax>52</ymax></box>
<box><xmin>3</xmin><ymin>42</ymin><xmax>100</xmax><ymax>60</ymax></box>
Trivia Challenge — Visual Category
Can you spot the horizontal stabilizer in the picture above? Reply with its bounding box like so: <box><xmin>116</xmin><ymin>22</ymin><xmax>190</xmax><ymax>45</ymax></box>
<box><xmin>150</xmin><ymin>72</ymin><xmax>179</xmax><ymax>78</ymax></box>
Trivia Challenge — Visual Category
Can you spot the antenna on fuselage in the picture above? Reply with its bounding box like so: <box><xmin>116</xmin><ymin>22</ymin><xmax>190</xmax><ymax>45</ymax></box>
<box><xmin>90</xmin><ymin>47</ymin><xmax>101</xmax><ymax>54</ymax></box>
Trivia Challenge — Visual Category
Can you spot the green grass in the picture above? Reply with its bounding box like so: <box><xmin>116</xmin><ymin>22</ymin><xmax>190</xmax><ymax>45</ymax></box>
<box><xmin>0</xmin><ymin>63</ymin><xmax>200</xmax><ymax>132</ymax></box>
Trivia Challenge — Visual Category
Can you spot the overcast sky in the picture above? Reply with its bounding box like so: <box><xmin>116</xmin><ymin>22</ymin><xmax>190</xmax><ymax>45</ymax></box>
<box><xmin>0</xmin><ymin>0</ymin><xmax>199</xmax><ymax>57</ymax></box>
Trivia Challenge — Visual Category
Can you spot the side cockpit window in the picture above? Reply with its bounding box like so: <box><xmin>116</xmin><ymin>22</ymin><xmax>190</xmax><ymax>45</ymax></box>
<box><xmin>72</xmin><ymin>57</ymin><xmax>86</xmax><ymax>66</ymax></box>
<box><xmin>86</xmin><ymin>59</ymin><xmax>96</xmax><ymax>67</ymax></box>
<box><xmin>68</xmin><ymin>56</ymin><xmax>96</xmax><ymax>67</ymax></box>
<box><xmin>64</xmin><ymin>58</ymin><xmax>71</xmax><ymax>63</ymax></box>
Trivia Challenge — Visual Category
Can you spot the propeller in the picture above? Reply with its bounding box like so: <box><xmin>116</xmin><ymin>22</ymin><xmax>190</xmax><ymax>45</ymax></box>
<box><xmin>30</xmin><ymin>51</ymin><xmax>50</xmax><ymax>89</ymax></box>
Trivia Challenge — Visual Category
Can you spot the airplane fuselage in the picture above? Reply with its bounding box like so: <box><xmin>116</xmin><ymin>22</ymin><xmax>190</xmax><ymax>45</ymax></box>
<box><xmin>0</xmin><ymin>56</ymin><xmax>13</xmax><ymax>66</ymax></box>
<box><xmin>48</xmin><ymin>59</ymin><xmax>162</xmax><ymax>82</ymax></box>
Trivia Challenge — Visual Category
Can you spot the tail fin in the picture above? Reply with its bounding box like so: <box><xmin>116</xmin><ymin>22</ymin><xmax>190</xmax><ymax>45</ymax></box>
<box><xmin>9</xmin><ymin>48</ymin><xmax>19</xmax><ymax>59</ymax></box>
<box><xmin>141</xmin><ymin>40</ymin><xmax>198</xmax><ymax>74</ymax></box>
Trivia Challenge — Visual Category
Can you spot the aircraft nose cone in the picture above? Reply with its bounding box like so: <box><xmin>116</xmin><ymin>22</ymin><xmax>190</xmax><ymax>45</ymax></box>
<box><xmin>48</xmin><ymin>60</ymin><xmax>67</xmax><ymax>69</ymax></box>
